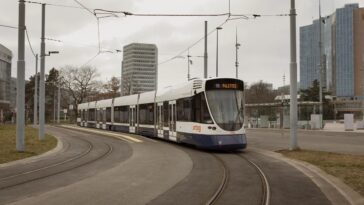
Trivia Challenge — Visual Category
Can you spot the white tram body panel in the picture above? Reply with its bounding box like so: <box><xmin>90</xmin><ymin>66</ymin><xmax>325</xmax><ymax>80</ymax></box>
<box><xmin>77</xmin><ymin>78</ymin><xmax>247</xmax><ymax>150</ymax></box>
<box><xmin>97</xmin><ymin>99</ymin><xmax>113</xmax><ymax>130</ymax></box>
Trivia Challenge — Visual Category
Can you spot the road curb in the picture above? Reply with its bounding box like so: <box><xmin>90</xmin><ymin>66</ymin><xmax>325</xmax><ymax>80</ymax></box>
<box><xmin>246</xmin><ymin>128</ymin><xmax>364</xmax><ymax>135</ymax></box>
<box><xmin>0</xmin><ymin>135</ymin><xmax>63</xmax><ymax>169</ymax></box>
<box><xmin>249</xmin><ymin>147</ymin><xmax>364</xmax><ymax>205</ymax></box>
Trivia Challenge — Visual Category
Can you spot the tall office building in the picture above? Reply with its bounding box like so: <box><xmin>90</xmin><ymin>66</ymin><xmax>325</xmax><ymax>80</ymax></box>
<box><xmin>121</xmin><ymin>43</ymin><xmax>158</xmax><ymax>96</ymax></box>
<box><xmin>300</xmin><ymin>4</ymin><xmax>364</xmax><ymax>98</ymax></box>
<box><xmin>0</xmin><ymin>44</ymin><xmax>12</xmax><ymax>110</ymax></box>
<box><xmin>354</xmin><ymin>8</ymin><xmax>364</xmax><ymax>98</ymax></box>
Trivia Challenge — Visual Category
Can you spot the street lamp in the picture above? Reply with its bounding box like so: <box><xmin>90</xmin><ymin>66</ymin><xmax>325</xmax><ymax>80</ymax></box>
<box><xmin>45</xmin><ymin>51</ymin><xmax>59</xmax><ymax>56</ymax></box>
<box><xmin>216</xmin><ymin>27</ymin><xmax>222</xmax><ymax>78</ymax></box>
<box><xmin>39</xmin><ymin>50</ymin><xmax>59</xmax><ymax>140</ymax></box>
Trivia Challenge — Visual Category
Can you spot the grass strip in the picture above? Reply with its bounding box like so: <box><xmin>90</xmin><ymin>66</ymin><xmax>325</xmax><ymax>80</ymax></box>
<box><xmin>0</xmin><ymin>125</ymin><xmax>57</xmax><ymax>164</ymax></box>
<box><xmin>277</xmin><ymin>149</ymin><xmax>364</xmax><ymax>196</ymax></box>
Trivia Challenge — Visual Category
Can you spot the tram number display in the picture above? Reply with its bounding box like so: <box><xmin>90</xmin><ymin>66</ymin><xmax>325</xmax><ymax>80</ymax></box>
<box><xmin>206</xmin><ymin>79</ymin><xmax>244</xmax><ymax>90</ymax></box>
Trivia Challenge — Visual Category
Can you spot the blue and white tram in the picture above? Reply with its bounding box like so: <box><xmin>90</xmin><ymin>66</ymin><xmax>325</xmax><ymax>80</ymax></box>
<box><xmin>77</xmin><ymin>78</ymin><xmax>247</xmax><ymax>150</ymax></box>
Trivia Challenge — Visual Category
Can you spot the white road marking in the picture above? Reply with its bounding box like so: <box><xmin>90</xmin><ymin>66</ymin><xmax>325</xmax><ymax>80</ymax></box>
<box><xmin>61</xmin><ymin>125</ymin><xmax>143</xmax><ymax>143</ymax></box>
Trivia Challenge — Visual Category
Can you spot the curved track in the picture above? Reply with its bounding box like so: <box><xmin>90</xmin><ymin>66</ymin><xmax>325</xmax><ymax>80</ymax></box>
<box><xmin>0</xmin><ymin>126</ymin><xmax>131</xmax><ymax>205</ymax></box>
<box><xmin>206</xmin><ymin>153</ymin><xmax>270</xmax><ymax>205</ymax></box>
<box><xmin>237</xmin><ymin>154</ymin><xmax>270</xmax><ymax>205</ymax></box>
<box><xmin>206</xmin><ymin>154</ymin><xmax>229</xmax><ymax>205</ymax></box>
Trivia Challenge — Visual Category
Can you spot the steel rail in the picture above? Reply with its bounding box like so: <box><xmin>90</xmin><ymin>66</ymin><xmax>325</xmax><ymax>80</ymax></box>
<box><xmin>0</xmin><ymin>137</ymin><xmax>113</xmax><ymax>190</ymax></box>
<box><xmin>206</xmin><ymin>154</ymin><xmax>229</xmax><ymax>205</ymax></box>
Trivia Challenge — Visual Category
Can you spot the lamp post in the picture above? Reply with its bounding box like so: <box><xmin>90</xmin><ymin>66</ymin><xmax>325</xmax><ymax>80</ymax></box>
<box><xmin>216</xmin><ymin>27</ymin><xmax>222</xmax><ymax>78</ymax></box>
<box><xmin>289</xmin><ymin>0</ymin><xmax>298</xmax><ymax>150</ymax></box>
<box><xmin>39</xmin><ymin>48</ymin><xmax>59</xmax><ymax>139</ymax></box>
<box><xmin>16</xmin><ymin>0</ymin><xmax>26</xmax><ymax>151</ymax></box>
<box><xmin>235</xmin><ymin>28</ymin><xmax>241</xmax><ymax>79</ymax></box>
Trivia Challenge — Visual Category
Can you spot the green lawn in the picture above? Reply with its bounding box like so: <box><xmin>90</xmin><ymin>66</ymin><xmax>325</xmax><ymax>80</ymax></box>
<box><xmin>278</xmin><ymin>149</ymin><xmax>364</xmax><ymax>196</ymax></box>
<box><xmin>0</xmin><ymin>125</ymin><xmax>57</xmax><ymax>164</ymax></box>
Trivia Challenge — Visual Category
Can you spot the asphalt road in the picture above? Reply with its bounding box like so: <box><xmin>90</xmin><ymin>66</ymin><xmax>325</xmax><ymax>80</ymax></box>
<box><xmin>0</xmin><ymin>126</ymin><xmax>344</xmax><ymax>205</ymax></box>
<box><xmin>247</xmin><ymin>128</ymin><xmax>364</xmax><ymax>155</ymax></box>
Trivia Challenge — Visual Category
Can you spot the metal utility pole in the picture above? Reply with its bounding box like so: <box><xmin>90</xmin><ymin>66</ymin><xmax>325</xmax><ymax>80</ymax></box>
<box><xmin>16</xmin><ymin>0</ymin><xmax>26</xmax><ymax>151</ymax></box>
<box><xmin>235</xmin><ymin>28</ymin><xmax>241</xmax><ymax>79</ymax></box>
<box><xmin>53</xmin><ymin>87</ymin><xmax>56</xmax><ymax>123</ymax></box>
<box><xmin>318</xmin><ymin>0</ymin><xmax>323</xmax><ymax>116</ymax></box>
<box><xmin>289</xmin><ymin>0</ymin><xmax>298</xmax><ymax>150</ymax></box>
<box><xmin>57</xmin><ymin>85</ymin><xmax>60</xmax><ymax>123</ymax></box>
<box><xmin>204</xmin><ymin>21</ymin><xmax>208</xmax><ymax>79</ymax></box>
<box><xmin>216</xmin><ymin>27</ymin><xmax>222</xmax><ymax>77</ymax></box>
<box><xmin>39</xmin><ymin>3</ymin><xmax>46</xmax><ymax>140</ymax></box>
<box><xmin>33</xmin><ymin>54</ymin><xmax>38</xmax><ymax>126</ymax></box>
<box><xmin>187</xmin><ymin>49</ymin><xmax>191</xmax><ymax>80</ymax></box>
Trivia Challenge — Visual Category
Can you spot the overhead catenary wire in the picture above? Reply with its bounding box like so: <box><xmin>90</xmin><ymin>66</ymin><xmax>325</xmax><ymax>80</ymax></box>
<box><xmin>23</xmin><ymin>0</ymin><xmax>292</xmax><ymax>67</ymax></box>
<box><xmin>25</xmin><ymin>28</ymin><xmax>37</xmax><ymax>58</ymax></box>
<box><xmin>24</xmin><ymin>0</ymin><xmax>83</xmax><ymax>9</ymax></box>
<box><xmin>0</xmin><ymin>24</ymin><xmax>18</xmax><ymax>29</ymax></box>
<box><xmin>158</xmin><ymin>16</ymin><xmax>232</xmax><ymax>66</ymax></box>
<box><xmin>73</xmin><ymin>0</ymin><xmax>95</xmax><ymax>16</ymax></box>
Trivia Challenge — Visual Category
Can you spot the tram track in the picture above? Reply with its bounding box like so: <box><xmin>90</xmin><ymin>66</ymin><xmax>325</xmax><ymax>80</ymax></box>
<box><xmin>206</xmin><ymin>154</ymin><xmax>230</xmax><ymax>205</ymax></box>
<box><xmin>236</xmin><ymin>154</ymin><xmax>271</xmax><ymax>205</ymax></box>
<box><xmin>0</xmin><ymin>135</ymin><xmax>113</xmax><ymax>191</ymax></box>
<box><xmin>207</xmin><ymin>153</ymin><xmax>270</xmax><ymax>205</ymax></box>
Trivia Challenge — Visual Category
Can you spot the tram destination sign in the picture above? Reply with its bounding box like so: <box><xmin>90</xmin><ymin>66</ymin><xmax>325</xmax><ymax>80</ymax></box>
<box><xmin>206</xmin><ymin>79</ymin><xmax>244</xmax><ymax>91</ymax></box>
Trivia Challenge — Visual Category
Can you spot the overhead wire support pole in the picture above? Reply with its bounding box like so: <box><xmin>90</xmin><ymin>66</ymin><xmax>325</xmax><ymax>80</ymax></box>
<box><xmin>39</xmin><ymin>3</ymin><xmax>46</xmax><ymax>140</ymax></box>
<box><xmin>16</xmin><ymin>0</ymin><xmax>26</xmax><ymax>152</ymax></box>
<box><xmin>289</xmin><ymin>0</ymin><xmax>298</xmax><ymax>150</ymax></box>
<box><xmin>318</xmin><ymin>0</ymin><xmax>323</xmax><ymax>118</ymax></box>
<box><xmin>187</xmin><ymin>49</ymin><xmax>191</xmax><ymax>81</ymax></box>
<box><xmin>204</xmin><ymin>21</ymin><xmax>208</xmax><ymax>79</ymax></box>
<box><xmin>235</xmin><ymin>27</ymin><xmax>240</xmax><ymax>79</ymax></box>
<box><xmin>34</xmin><ymin>54</ymin><xmax>38</xmax><ymax>126</ymax></box>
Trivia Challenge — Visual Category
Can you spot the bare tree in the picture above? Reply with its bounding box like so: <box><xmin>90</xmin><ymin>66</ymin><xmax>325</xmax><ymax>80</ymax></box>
<box><xmin>103</xmin><ymin>77</ymin><xmax>120</xmax><ymax>98</ymax></box>
<box><xmin>59</xmin><ymin>65</ymin><xmax>99</xmax><ymax>121</ymax></box>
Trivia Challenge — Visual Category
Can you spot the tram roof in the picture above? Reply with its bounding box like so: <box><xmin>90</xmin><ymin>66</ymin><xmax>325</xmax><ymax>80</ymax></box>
<box><xmin>114</xmin><ymin>94</ymin><xmax>139</xmax><ymax>106</ymax></box>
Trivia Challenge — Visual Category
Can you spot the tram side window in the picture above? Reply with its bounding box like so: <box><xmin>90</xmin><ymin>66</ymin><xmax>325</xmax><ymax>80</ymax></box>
<box><xmin>177</xmin><ymin>97</ymin><xmax>192</xmax><ymax>121</ymax></box>
<box><xmin>98</xmin><ymin>110</ymin><xmax>103</xmax><ymax>122</ymax></box>
<box><xmin>88</xmin><ymin>109</ymin><xmax>96</xmax><ymax>121</ymax></box>
<box><xmin>163</xmin><ymin>101</ymin><xmax>169</xmax><ymax>127</ymax></box>
<box><xmin>96</xmin><ymin>110</ymin><xmax>99</xmax><ymax>122</ymax></box>
<box><xmin>139</xmin><ymin>103</ymin><xmax>154</xmax><ymax>125</ymax></box>
<box><xmin>114</xmin><ymin>106</ymin><xmax>121</xmax><ymax>122</ymax></box>
<box><xmin>120</xmin><ymin>106</ymin><xmax>129</xmax><ymax>123</ymax></box>
<box><xmin>102</xmin><ymin>109</ymin><xmax>106</xmax><ymax>122</ymax></box>
<box><xmin>192</xmin><ymin>93</ymin><xmax>213</xmax><ymax>124</ymax></box>
<box><xmin>80</xmin><ymin>110</ymin><xmax>83</xmax><ymax>121</ymax></box>
<box><xmin>106</xmin><ymin>107</ymin><xmax>111</xmax><ymax>122</ymax></box>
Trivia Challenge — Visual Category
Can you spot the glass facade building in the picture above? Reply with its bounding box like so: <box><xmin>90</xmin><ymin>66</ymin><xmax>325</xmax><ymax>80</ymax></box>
<box><xmin>300</xmin><ymin>4</ymin><xmax>362</xmax><ymax>98</ymax></box>
<box><xmin>121</xmin><ymin>43</ymin><xmax>158</xmax><ymax>96</ymax></box>
<box><xmin>0</xmin><ymin>44</ymin><xmax>12</xmax><ymax>108</ymax></box>
<box><xmin>334</xmin><ymin>4</ymin><xmax>358</xmax><ymax>97</ymax></box>
<box><xmin>299</xmin><ymin>20</ymin><xmax>320</xmax><ymax>90</ymax></box>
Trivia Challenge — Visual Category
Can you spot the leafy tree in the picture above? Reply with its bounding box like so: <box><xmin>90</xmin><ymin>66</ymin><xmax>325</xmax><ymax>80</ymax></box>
<box><xmin>299</xmin><ymin>79</ymin><xmax>333</xmax><ymax>120</ymax></box>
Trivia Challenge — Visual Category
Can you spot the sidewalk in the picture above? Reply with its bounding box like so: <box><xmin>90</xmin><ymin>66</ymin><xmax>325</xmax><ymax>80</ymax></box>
<box><xmin>323</xmin><ymin>122</ymin><xmax>364</xmax><ymax>133</ymax></box>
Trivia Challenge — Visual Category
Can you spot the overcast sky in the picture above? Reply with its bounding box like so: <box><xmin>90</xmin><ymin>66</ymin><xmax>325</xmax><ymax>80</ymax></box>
<box><xmin>1</xmin><ymin>0</ymin><xmax>363</xmax><ymax>89</ymax></box>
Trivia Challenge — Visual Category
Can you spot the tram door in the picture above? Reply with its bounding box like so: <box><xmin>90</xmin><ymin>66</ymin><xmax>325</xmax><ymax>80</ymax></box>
<box><xmin>157</xmin><ymin>103</ymin><xmax>163</xmax><ymax>138</ymax></box>
<box><xmin>129</xmin><ymin>105</ymin><xmax>136</xmax><ymax>133</ymax></box>
<box><xmin>169</xmin><ymin>101</ymin><xmax>177</xmax><ymax>141</ymax></box>
<box><xmin>102</xmin><ymin>108</ymin><xmax>106</xmax><ymax>129</ymax></box>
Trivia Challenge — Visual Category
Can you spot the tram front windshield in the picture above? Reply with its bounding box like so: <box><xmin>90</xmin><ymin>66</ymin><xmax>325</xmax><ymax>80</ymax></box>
<box><xmin>205</xmin><ymin>80</ymin><xmax>244</xmax><ymax>131</ymax></box>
